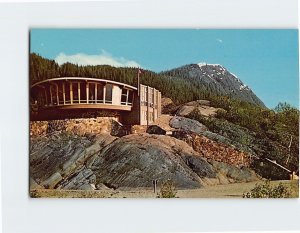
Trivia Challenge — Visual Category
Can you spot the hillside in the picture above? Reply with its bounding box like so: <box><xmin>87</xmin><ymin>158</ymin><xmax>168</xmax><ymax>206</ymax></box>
<box><xmin>161</xmin><ymin>63</ymin><xmax>265</xmax><ymax>107</ymax></box>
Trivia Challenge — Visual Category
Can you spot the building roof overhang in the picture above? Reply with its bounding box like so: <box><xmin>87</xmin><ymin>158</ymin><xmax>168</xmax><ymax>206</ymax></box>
<box><xmin>31</xmin><ymin>77</ymin><xmax>138</xmax><ymax>90</ymax></box>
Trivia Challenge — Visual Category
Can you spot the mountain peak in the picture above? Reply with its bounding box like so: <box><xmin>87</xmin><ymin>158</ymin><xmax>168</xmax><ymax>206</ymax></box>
<box><xmin>161</xmin><ymin>63</ymin><xmax>265</xmax><ymax>107</ymax></box>
<box><xmin>197</xmin><ymin>62</ymin><xmax>223</xmax><ymax>68</ymax></box>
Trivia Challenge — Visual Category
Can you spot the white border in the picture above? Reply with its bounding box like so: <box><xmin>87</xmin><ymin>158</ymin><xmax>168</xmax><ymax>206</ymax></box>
<box><xmin>0</xmin><ymin>1</ymin><xmax>299</xmax><ymax>233</ymax></box>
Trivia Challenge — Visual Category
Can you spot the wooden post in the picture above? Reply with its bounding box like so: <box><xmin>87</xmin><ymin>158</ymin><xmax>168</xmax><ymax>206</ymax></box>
<box><xmin>49</xmin><ymin>85</ymin><xmax>53</xmax><ymax>105</ymax></box>
<box><xmin>62</xmin><ymin>83</ymin><xmax>66</xmax><ymax>105</ymax></box>
<box><xmin>86</xmin><ymin>82</ymin><xmax>89</xmax><ymax>104</ymax></box>
<box><xmin>147</xmin><ymin>86</ymin><xmax>150</xmax><ymax>127</ymax></box>
<box><xmin>70</xmin><ymin>83</ymin><xmax>73</xmax><ymax>104</ymax></box>
<box><xmin>78</xmin><ymin>82</ymin><xmax>80</xmax><ymax>104</ymax></box>
<box><xmin>95</xmin><ymin>83</ymin><xmax>97</xmax><ymax>103</ymax></box>
<box><xmin>55</xmin><ymin>83</ymin><xmax>59</xmax><ymax>105</ymax></box>
<box><xmin>126</xmin><ymin>89</ymin><xmax>129</xmax><ymax>105</ymax></box>
<box><xmin>153</xmin><ymin>89</ymin><xmax>156</xmax><ymax>121</ymax></box>
<box><xmin>137</xmin><ymin>69</ymin><xmax>140</xmax><ymax>96</ymax></box>
<box><xmin>153</xmin><ymin>179</ymin><xmax>157</xmax><ymax>193</ymax></box>
<box><xmin>103</xmin><ymin>85</ymin><xmax>106</xmax><ymax>104</ymax></box>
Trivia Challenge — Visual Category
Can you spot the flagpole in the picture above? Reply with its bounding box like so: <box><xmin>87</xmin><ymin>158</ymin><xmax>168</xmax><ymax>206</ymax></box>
<box><xmin>137</xmin><ymin>68</ymin><xmax>140</xmax><ymax>96</ymax></box>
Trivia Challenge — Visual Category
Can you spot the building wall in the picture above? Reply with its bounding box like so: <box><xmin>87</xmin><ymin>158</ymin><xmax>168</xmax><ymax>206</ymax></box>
<box><xmin>139</xmin><ymin>84</ymin><xmax>161</xmax><ymax>126</ymax></box>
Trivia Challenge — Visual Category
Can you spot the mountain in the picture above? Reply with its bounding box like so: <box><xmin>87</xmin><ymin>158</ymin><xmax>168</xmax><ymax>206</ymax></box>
<box><xmin>161</xmin><ymin>63</ymin><xmax>265</xmax><ymax>107</ymax></box>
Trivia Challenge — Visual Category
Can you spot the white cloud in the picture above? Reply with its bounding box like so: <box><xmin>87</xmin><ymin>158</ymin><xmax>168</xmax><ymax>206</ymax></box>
<box><xmin>216</xmin><ymin>38</ymin><xmax>223</xmax><ymax>43</ymax></box>
<box><xmin>55</xmin><ymin>51</ymin><xmax>141</xmax><ymax>68</ymax></box>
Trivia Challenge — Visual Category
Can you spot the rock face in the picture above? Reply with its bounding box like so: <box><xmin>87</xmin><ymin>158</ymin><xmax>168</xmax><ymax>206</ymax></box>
<box><xmin>30</xmin><ymin>132</ymin><xmax>259</xmax><ymax>191</ymax></box>
<box><xmin>176</xmin><ymin>100</ymin><xmax>223</xmax><ymax>117</ymax></box>
<box><xmin>91</xmin><ymin>134</ymin><xmax>216</xmax><ymax>189</ymax></box>
<box><xmin>161</xmin><ymin>97</ymin><xmax>179</xmax><ymax>114</ymax></box>
<box><xmin>172</xmin><ymin>130</ymin><xmax>251</xmax><ymax>168</ymax></box>
<box><xmin>169</xmin><ymin>116</ymin><xmax>208</xmax><ymax>134</ymax></box>
<box><xmin>30</xmin><ymin>133</ymin><xmax>117</xmax><ymax>190</ymax></box>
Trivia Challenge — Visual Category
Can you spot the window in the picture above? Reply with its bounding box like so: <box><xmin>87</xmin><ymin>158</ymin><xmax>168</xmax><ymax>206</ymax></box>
<box><xmin>72</xmin><ymin>82</ymin><xmax>79</xmax><ymax>103</ymax></box>
<box><xmin>128</xmin><ymin>90</ymin><xmax>133</xmax><ymax>105</ymax></box>
<box><xmin>105</xmin><ymin>84</ymin><xmax>113</xmax><ymax>104</ymax></box>
<box><xmin>89</xmin><ymin>83</ymin><xmax>95</xmax><ymax>103</ymax></box>
<box><xmin>141</xmin><ymin>86</ymin><xmax>147</xmax><ymax>106</ymax></box>
<box><xmin>96</xmin><ymin>84</ymin><xmax>104</xmax><ymax>103</ymax></box>
<box><xmin>121</xmin><ymin>88</ymin><xmax>127</xmax><ymax>105</ymax></box>
<box><xmin>80</xmin><ymin>82</ymin><xmax>87</xmax><ymax>103</ymax></box>
<box><xmin>58</xmin><ymin>82</ymin><xmax>64</xmax><ymax>104</ymax></box>
<box><xmin>65</xmin><ymin>83</ymin><xmax>70</xmax><ymax>104</ymax></box>
<box><xmin>50</xmin><ymin>85</ymin><xmax>58</xmax><ymax>105</ymax></box>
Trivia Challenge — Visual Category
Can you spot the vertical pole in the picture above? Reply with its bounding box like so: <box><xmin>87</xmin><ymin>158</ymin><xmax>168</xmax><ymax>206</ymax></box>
<box><xmin>49</xmin><ymin>85</ymin><xmax>53</xmax><ymax>105</ymax></box>
<box><xmin>126</xmin><ymin>89</ymin><xmax>129</xmax><ymax>105</ymax></box>
<box><xmin>139</xmin><ymin>85</ymin><xmax>142</xmax><ymax>125</ymax></box>
<box><xmin>153</xmin><ymin>88</ymin><xmax>155</xmax><ymax>121</ymax></box>
<box><xmin>95</xmin><ymin>83</ymin><xmax>97</xmax><ymax>103</ymax></box>
<box><xmin>56</xmin><ymin>83</ymin><xmax>59</xmax><ymax>105</ymax></box>
<box><xmin>138</xmin><ymin>69</ymin><xmax>141</xmax><ymax>96</ymax></box>
<box><xmin>86</xmin><ymin>82</ymin><xmax>89</xmax><ymax>104</ymax></box>
<box><xmin>78</xmin><ymin>82</ymin><xmax>80</xmax><ymax>104</ymax></box>
<box><xmin>62</xmin><ymin>83</ymin><xmax>66</xmax><ymax>105</ymax></box>
<box><xmin>147</xmin><ymin>86</ymin><xmax>150</xmax><ymax>127</ymax></box>
<box><xmin>153</xmin><ymin>180</ymin><xmax>157</xmax><ymax>193</ymax></box>
<box><xmin>103</xmin><ymin>85</ymin><xmax>106</xmax><ymax>104</ymax></box>
<box><xmin>70</xmin><ymin>82</ymin><xmax>73</xmax><ymax>104</ymax></box>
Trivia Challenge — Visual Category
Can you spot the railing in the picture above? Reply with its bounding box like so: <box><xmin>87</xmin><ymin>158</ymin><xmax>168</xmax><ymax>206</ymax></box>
<box><xmin>43</xmin><ymin>99</ymin><xmax>133</xmax><ymax>107</ymax></box>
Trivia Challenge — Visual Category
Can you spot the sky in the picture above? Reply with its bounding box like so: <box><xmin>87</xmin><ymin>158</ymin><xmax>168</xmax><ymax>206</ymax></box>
<box><xmin>30</xmin><ymin>29</ymin><xmax>299</xmax><ymax>109</ymax></box>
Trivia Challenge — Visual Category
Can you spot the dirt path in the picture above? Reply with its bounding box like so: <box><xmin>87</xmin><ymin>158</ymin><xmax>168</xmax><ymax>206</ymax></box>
<box><xmin>30</xmin><ymin>180</ymin><xmax>298</xmax><ymax>198</ymax></box>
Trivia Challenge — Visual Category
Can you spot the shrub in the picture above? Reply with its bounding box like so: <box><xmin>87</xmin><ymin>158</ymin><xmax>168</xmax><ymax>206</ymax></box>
<box><xmin>157</xmin><ymin>180</ymin><xmax>177</xmax><ymax>198</ymax></box>
<box><xmin>243</xmin><ymin>180</ymin><xmax>291</xmax><ymax>198</ymax></box>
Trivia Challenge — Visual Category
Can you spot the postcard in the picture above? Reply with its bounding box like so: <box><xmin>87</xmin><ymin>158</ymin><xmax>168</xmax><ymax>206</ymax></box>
<box><xmin>29</xmin><ymin>29</ymin><xmax>299</xmax><ymax>198</ymax></box>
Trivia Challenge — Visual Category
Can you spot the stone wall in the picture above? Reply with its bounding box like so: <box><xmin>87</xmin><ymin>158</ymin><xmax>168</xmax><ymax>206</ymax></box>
<box><xmin>30</xmin><ymin>117</ymin><xmax>118</xmax><ymax>137</ymax></box>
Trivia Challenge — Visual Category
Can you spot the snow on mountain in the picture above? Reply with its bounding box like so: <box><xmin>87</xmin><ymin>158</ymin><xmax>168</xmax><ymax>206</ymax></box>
<box><xmin>161</xmin><ymin>63</ymin><xmax>265</xmax><ymax>107</ymax></box>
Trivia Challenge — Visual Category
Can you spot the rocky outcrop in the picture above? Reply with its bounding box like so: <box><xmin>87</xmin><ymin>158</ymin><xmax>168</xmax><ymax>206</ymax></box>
<box><xmin>172</xmin><ymin>130</ymin><xmax>251</xmax><ymax>168</ymax></box>
<box><xmin>30</xmin><ymin>132</ymin><xmax>259</xmax><ymax>191</ymax></box>
<box><xmin>175</xmin><ymin>100</ymin><xmax>224</xmax><ymax>117</ymax></box>
<box><xmin>161</xmin><ymin>97</ymin><xmax>179</xmax><ymax>114</ymax></box>
<box><xmin>30</xmin><ymin>133</ymin><xmax>117</xmax><ymax>189</ymax></box>
<box><xmin>90</xmin><ymin>134</ymin><xmax>216</xmax><ymax>189</ymax></box>
<box><xmin>170</xmin><ymin>116</ymin><xmax>208</xmax><ymax>134</ymax></box>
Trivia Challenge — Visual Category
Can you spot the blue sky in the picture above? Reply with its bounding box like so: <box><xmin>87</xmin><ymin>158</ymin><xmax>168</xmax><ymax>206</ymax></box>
<box><xmin>30</xmin><ymin>29</ymin><xmax>299</xmax><ymax>109</ymax></box>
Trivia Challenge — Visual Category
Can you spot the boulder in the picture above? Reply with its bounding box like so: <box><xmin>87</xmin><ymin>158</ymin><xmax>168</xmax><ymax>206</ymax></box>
<box><xmin>146</xmin><ymin>125</ymin><xmax>166</xmax><ymax>135</ymax></box>
<box><xmin>176</xmin><ymin>104</ymin><xmax>222</xmax><ymax>117</ymax></box>
<box><xmin>169</xmin><ymin>116</ymin><xmax>208</xmax><ymax>134</ymax></box>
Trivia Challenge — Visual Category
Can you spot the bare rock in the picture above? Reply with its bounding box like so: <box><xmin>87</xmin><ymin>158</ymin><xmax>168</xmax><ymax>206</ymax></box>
<box><xmin>146</xmin><ymin>125</ymin><xmax>166</xmax><ymax>135</ymax></box>
<box><xmin>170</xmin><ymin>116</ymin><xmax>208</xmax><ymax>134</ymax></box>
<box><xmin>91</xmin><ymin>134</ymin><xmax>216</xmax><ymax>189</ymax></box>
<box><xmin>41</xmin><ymin>172</ymin><xmax>63</xmax><ymax>189</ymax></box>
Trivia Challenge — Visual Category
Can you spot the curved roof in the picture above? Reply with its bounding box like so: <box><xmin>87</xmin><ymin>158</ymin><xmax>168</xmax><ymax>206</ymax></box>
<box><xmin>31</xmin><ymin>77</ymin><xmax>138</xmax><ymax>90</ymax></box>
